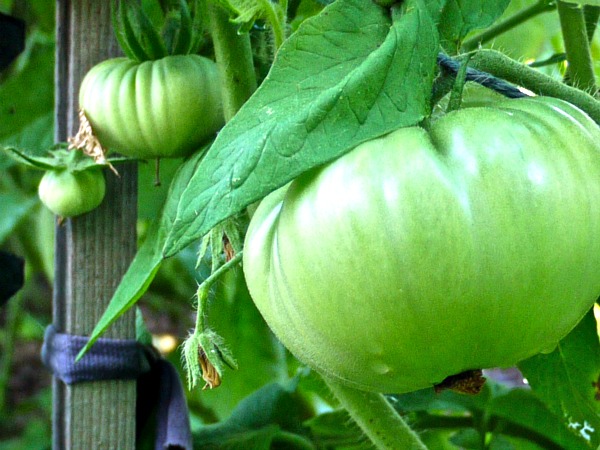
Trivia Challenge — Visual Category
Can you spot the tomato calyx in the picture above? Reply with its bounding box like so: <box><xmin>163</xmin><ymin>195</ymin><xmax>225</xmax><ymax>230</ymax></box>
<box><xmin>111</xmin><ymin>0</ymin><xmax>204</xmax><ymax>63</ymax></box>
<box><xmin>183</xmin><ymin>329</ymin><xmax>238</xmax><ymax>390</ymax></box>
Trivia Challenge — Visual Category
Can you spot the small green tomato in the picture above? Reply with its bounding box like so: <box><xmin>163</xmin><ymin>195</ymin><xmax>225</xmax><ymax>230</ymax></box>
<box><xmin>38</xmin><ymin>168</ymin><xmax>106</xmax><ymax>218</ymax></box>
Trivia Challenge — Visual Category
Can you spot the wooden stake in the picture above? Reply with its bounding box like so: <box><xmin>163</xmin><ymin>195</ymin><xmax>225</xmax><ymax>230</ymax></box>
<box><xmin>54</xmin><ymin>2</ymin><xmax>137</xmax><ymax>449</ymax></box>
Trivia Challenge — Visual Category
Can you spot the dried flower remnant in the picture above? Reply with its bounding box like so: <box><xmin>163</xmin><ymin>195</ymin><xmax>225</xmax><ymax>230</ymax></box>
<box><xmin>68</xmin><ymin>108</ymin><xmax>118</xmax><ymax>175</ymax></box>
<box><xmin>434</xmin><ymin>369</ymin><xmax>486</xmax><ymax>395</ymax></box>
<box><xmin>199</xmin><ymin>347</ymin><xmax>221</xmax><ymax>390</ymax></box>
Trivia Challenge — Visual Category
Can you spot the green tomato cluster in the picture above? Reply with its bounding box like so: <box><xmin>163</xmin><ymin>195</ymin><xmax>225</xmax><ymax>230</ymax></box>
<box><xmin>243</xmin><ymin>97</ymin><xmax>600</xmax><ymax>393</ymax></box>
<box><xmin>79</xmin><ymin>54</ymin><xmax>224</xmax><ymax>159</ymax></box>
<box><xmin>38</xmin><ymin>168</ymin><xmax>106</xmax><ymax>218</ymax></box>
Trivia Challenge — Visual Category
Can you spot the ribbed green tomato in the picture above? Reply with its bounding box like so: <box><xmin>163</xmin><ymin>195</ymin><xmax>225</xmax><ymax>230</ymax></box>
<box><xmin>79</xmin><ymin>55</ymin><xmax>223</xmax><ymax>159</ymax></box>
<box><xmin>38</xmin><ymin>168</ymin><xmax>106</xmax><ymax>218</ymax></box>
<box><xmin>243</xmin><ymin>97</ymin><xmax>600</xmax><ymax>393</ymax></box>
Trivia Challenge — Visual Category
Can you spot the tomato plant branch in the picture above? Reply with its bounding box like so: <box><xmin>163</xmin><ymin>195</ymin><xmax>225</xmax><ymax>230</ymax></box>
<box><xmin>324</xmin><ymin>378</ymin><xmax>427</xmax><ymax>450</ymax></box>
<box><xmin>182</xmin><ymin>252</ymin><xmax>242</xmax><ymax>389</ymax></box>
<box><xmin>206</xmin><ymin>1</ymin><xmax>258</xmax><ymax>121</ymax></box>
<box><xmin>557</xmin><ymin>1</ymin><xmax>597</xmax><ymax>93</ymax></box>
<box><xmin>446</xmin><ymin>54</ymin><xmax>471</xmax><ymax>113</ymax></box>
<box><xmin>462</xmin><ymin>0</ymin><xmax>556</xmax><ymax>52</ymax></box>
<box><xmin>463</xmin><ymin>49</ymin><xmax>600</xmax><ymax>123</ymax></box>
<box><xmin>258</xmin><ymin>0</ymin><xmax>287</xmax><ymax>50</ymax></box>
<box><xmin>195</xmin><ymin>251</ymin><xmax>244</xmax><ymax>331</ymax></box>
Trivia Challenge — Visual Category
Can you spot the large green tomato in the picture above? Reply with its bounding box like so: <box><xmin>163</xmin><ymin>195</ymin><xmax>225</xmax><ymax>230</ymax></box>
<box><xmin>38</xmin><ymin>168</ymin><xmax>106</xmax><ymax>218</ymax></box>
<box><xmin>79</xmin><ymin>55</ymin><xmax>223</xmax><ymax>159</ymax></box>
<box><xmin>243</xmin><ymin>97</ymin><xmax>600</xmax><ymax>394</ymax></box>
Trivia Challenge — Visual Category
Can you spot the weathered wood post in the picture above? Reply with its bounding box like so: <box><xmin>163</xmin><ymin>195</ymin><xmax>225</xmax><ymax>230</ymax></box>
<box><xmin>53</xmin><ymin>1</ymin><xmax>137</xmax><ymax>448</ymax></box>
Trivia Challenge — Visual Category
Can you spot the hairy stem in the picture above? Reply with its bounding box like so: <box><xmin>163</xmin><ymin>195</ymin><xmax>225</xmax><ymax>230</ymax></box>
<box><xmin>259</xmin><ymin>0</ymin><xmax>287</xmax><ymax>50</ymax></box>
<box><xmin>446</xmin><ymin>55</ymin><xmax>471</xmax><ymax>113</ymax></box>
<box><xmin>463</xmin><ymin>49</ymin><xmax>600</xmax><ymax>123</ymax></box>
<box><xmin>462</xmin><ymin>0</ymin><xmax>555</xmax><ymax>52</ymax></box>
<box><xmin>194</xmin><ymin>251</ymin><xmax>244</xmax><ymax>332</ymax></box>
<box><xmin>324</xmin><ymin>378</ymin><xmax>427</xmax><ymax>450</ymax></box>
<box><xmin>206</xmin><ymin>1</ymin><xmax>258</xmax><ymax>121</ymax></box>
<box><xmin>557</xmin><ymin>1</ymin><xmax>597</xmax><ymax>93</ymax></box>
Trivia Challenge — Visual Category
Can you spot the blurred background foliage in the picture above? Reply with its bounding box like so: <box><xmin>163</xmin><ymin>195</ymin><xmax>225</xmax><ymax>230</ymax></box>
<box><xmin>1</xmin><ymin>1</ymin><xmax>599</xmax><ymax>449</ymax></box>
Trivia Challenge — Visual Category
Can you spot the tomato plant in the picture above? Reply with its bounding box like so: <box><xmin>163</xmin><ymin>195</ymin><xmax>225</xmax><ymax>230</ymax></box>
<box><xmin>38</xmin><ymin>167</ymin><xmax>105</xmax><ymax>217</ymax></box>
<box><xmin>243</xmin><ymin>96</ymin><xmax>600</xmax><ymax>393</ymax></box>
<box><xmin>79</xmin><ymin>55</ymin><xmax>223</xmax><ymax>159</ymax></box>
<box><xmin>4</xmin><ymin>0</ymin><xmax>600</xmax><ymax>449</ymax></box>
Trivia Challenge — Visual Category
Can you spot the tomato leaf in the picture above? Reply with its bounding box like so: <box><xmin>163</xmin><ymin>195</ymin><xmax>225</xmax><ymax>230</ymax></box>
<box><xmin>162</xmin><ymin>0</ymin><xmax>439</xmax><ymax>257</ymax></box>
<box><xmin>570</xmin><ymin>1</ymin><xmax>600</xmax><ymax>5</ymax></box>
<box><xmin>0</xmin><ymin>193</ymin><xmax>37</xmax><ymax>246</ymax></box>
<box><xmin>518</xmin><ymin>310</ymin><xmax>600</xmax><ymax>447</ymax></box>
<box><xmin>0</xmin><ymin>36</ymin><xmax>54</xmax><ymax>146</ymax></box>
<box><xmin>489</xmin><ymin>389</ymin><xmax>591</xmax><ymax>450</ymax></box>
<box><xmin>438</xmin><ymin>0</ymin><xmax>511</xmax><ymax>50</ymax></box>
<box><xmin>77</xmin><ymin>146</ymin><xmax>208</xmax><ymax>359</ymax></box>
<box><xmin>303</xmin><ymin>410</ymin><xmax>366</xmax><ymax>448</ymax></box>
<box><xmin>194</xmin><ymin>379</ymin><xmax>312</xmax><ymax>448</ymax></box>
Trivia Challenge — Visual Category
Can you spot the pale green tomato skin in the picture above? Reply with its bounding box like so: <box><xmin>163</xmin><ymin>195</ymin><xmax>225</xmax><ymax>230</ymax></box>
<box><xmin>243</xmin><ymin>97</ymin><xmax>600</xmax><ymax>393</ymax></box>
<box><xmin>79</xmin><ymin>55</ymin><xmax>224</xmax><ymax>159</ymax></box>
<box><xmin>38</xmin><ymin>168</ymin><xmax>106</xmax><ymax>218</ymax></box>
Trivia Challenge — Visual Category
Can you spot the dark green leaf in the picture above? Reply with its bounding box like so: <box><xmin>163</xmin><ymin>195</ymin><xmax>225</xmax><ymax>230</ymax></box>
<box><xmin>0</xmin><ymin>114</ymin><xmax>53</xmax><ymax>169</ymax></box>
<box><xmin>194</xmin><ymin>379</ymin><xmax>314</xmax><ymax>449</ymax></box>
<box><xmin>78</xmin><ymin>146</ymin><xmax>209</xmax><ymax>359</ymax></box>
<box><xmin>489</xmin><ymin>389</ymin><xmax>591</xmax><ymax>450</ymax></box>
<box><xmin>304</xmin><ymin>410</ymin><xmax>369</xmax><ymax>449</ymax></box>
<box><xmin>449</xmin><ymin>429</ymin><xmax>481</xmax><ymax>449</ymax></box>
<box><xmin>0</xmin><ymin>36</ymin><xmax>53</xmax><ymax>145</ymax></box>
<box><xmin>389</xmin><ymin>381</ymin><xmax>495</xmax><ymax>414</ymax></box>
<box><xmin>163</xmin><ymin>0</ymin><xmax>439</xmax><ymax>256</ymax></box>
<box><xmin>0</xmin><ymin>193</ymin><xmax>37</xmax><ymax>245</ymax></box>
<box><xmin>439</xmin><ymin>0</ymin><xmax>511</xmax><ymax>50</ymax></box>
<box><xmin>519</xmin><ymin>309</ymin><xmax>600</xmax><ymax>448</ymax></box>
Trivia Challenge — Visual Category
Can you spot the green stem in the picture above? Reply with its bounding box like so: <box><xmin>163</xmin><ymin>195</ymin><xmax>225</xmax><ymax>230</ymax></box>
<box><xmin>462</xmin><ymin>0</ymin><xmax>555</xmax><ymax>52</ymax></box>
<box><xmin>324</xmin><ymin>378</ymin><xmax>427</xmax><ymax>450</ymax></box>
<box><xmin>194</xmin><ymin>251</ymin><xmax>243</xmax><ymax>331</ymax></box>
<box><xmin>259</xmin><ymin>0</ymin><xmax>286</xmax><ymax>50</ymax></box>
<box><xmin>206</xmin><ymin>0</ymin><xmax>258</xmax><ymax>121</ymax></box>
<box><xmin>446</xmin><ymin>55</ymin><xmax>471</xmax><ymax>113</ymax></box>
<box><xmin>557</xmin><ymin>1</ymin><xmax>597</xmax><ymax>93</ymax></box>
<box><xmin>463</xmin><ymin>49</ymin><xmax>600</xmax><ymax>123</ymax></box>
